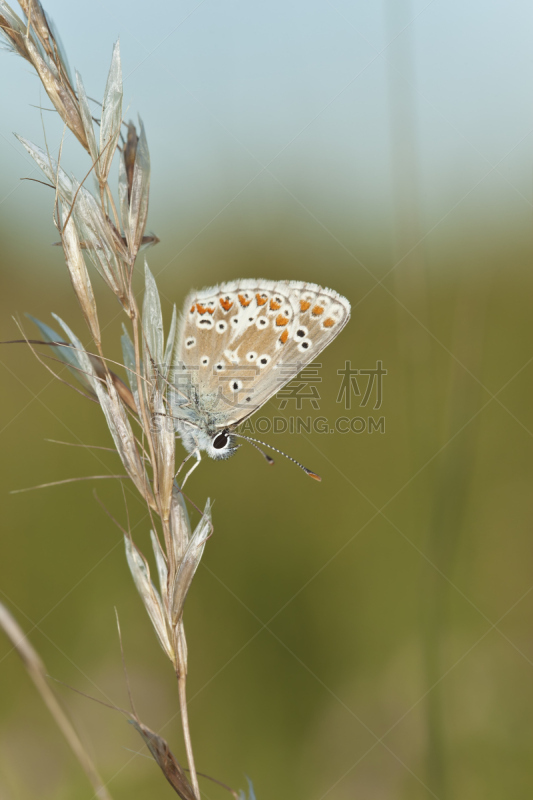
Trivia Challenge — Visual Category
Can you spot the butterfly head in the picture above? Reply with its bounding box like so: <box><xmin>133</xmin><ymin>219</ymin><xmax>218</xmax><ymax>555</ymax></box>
<box><xmin>198</xmin><ymin>428</ymin><xmax>239</xmax><ymax>461</ymax></box>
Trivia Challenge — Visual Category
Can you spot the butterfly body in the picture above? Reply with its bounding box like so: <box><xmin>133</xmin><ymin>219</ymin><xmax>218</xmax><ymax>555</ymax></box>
<box><xmin>170</xmin><ymin>279</ymin><xmax>350</xmax><ymax>470</ymax></box>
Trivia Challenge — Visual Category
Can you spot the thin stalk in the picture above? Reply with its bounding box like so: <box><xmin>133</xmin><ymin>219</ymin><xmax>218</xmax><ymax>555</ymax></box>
<box><xmin>99</xmin><ymin>184</ymin><xmax>106</xmax><ymax>217</ymax></box>
<box><xmin>105</xmin><ymin>182</ymin><xmax>121</xmax><ymax>232</ymax></box>
<box><xmin>103</xmin><ymin>182</ymin><xmax>129</xmax><ymax>295</ymax></box>
<box><xmin>384</xmin><ymin>1</ymin><xmax>445</xmax><ymax>796</ymax></box>
<box><xmin>62</xmin><ymin>138</ymin><xmax>113</xmax><ymax>235</ymax></box>
<box><xmin>105</xmin><ymin>182</ymin><xmax>124</xmax><ymax>265</ymax></box>
<box><xmin>128</xmin><ymin>283</ymin><xmax>173</xmax><ymax>545</ymax></box>
<box><xmin>129</xmin><ymin>295</ymin><xmax>166</xmax><ymax>529</ymax></box>
<box><xmin>0</xmin><ymin>603</ymin><xmax>112</xmax><ymax>800</ymax></box>
<box><xmin>178</xmin><ymin>670</ymin><xmax>200</xmax><ymax>800</ymax></box>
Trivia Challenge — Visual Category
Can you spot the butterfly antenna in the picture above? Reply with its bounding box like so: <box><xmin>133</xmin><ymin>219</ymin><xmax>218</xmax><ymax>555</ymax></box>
<box><xmin>241</xmin><ymin>436</ymin><xmax>275</xmax><ymax>466</ymax></box>
<box><xmin>233</xmin><ymin>433</ymin><xmax>321</xmax><ymax>481</ymax></box>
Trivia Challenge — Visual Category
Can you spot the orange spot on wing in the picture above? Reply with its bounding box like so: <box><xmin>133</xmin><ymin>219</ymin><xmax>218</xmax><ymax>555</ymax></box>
<box><xmin>196</xmin><ymin>303</ymin><xmax>215</xmax><ymax>315</ymax></box>
<box><xmin>312</xmin><ymin>305</ymin><xmax>324</xmax><ymax>316</ymax></box>
<box><xmin>220</xmin><ymin>298</ymin><xmax>233</xmax><ymax>311</ymax></box>
<box><xmin>256</xmin><ymin>293</ymin><xmax>267</xmax><ymax>305</ymax></box>
<box><xmin>323</xmin><ymin>317</ymin><xmax>335</xmax><ymax>327</ymax></box>
<box><xmin>238</xmin><ymin>294</ymin><xmax>252</xmax><ymax>307</ymax></box>
<box><xmin>190</xmin><ymin>304</ymin><xmax>196</xmax><ymax>313</ymax></box>
<box><xmin>280</xmin><ymin>329</ymin><xmax>289</xmax><ymax>344</ymax></box>
<box><xmin>270</xmin><ymin>299</ymin><xmax>281</xmax><ymax>311</ymax></box>
<box><xmin>300</xmin><ymin>300</ymin><xmax>311</xmax><ymax>312</ymax></box>
<box><xmin>276</xmin><ymin>314</ymin><xmax>289</xmax><ymax>327</ymax></box>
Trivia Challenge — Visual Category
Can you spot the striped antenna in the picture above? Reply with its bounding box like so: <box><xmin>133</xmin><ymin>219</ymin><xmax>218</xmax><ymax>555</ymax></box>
<box><xmin>233</xmin><ymin>433</ymin><xmax>321</xmax><ymax>481</ymax></box>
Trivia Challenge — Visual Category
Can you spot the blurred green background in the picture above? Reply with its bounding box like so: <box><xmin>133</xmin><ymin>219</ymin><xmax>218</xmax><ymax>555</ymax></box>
<box><xmin>1</xmin><ymin>0</ymin><xmax>533</xmax><ymax>798</ymax></box>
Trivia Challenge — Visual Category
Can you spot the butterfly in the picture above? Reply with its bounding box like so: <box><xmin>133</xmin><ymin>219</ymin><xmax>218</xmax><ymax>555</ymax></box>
<box><xmin>170</xmin><ymin>279</ymin><xmax>350</xmax><ymax>481</ymax></box>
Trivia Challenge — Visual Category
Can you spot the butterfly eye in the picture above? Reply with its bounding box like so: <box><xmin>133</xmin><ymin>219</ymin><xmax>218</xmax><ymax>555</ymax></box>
<box><xmin>213</xmin><ymin>432</ymin><xmax>229</xmax><ymax>449</ymax></box>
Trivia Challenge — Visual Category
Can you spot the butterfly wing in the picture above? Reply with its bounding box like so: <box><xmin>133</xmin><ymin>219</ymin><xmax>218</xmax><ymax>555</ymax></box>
<box><xmin>173</xmin><ymin>280</ymin><xmax>350</xmax><ymax>429</ymax></box>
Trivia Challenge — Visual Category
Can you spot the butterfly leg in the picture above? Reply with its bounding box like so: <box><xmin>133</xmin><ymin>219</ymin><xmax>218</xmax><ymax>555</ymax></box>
<box><xmin>181</xmin><ymin>447</ymin><xmax>201</xmax><ymax>489</ymax></box>
<box><xmin>175</xmin><ymin>445</ymin><xmax>198</xmax><ymax>481</ymax></box>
